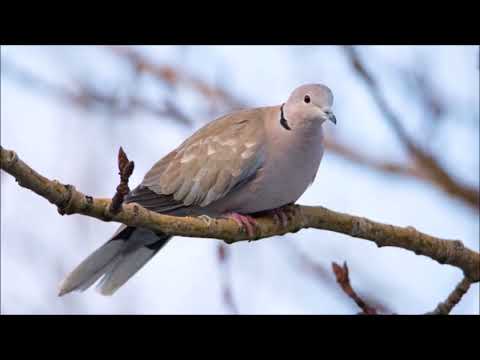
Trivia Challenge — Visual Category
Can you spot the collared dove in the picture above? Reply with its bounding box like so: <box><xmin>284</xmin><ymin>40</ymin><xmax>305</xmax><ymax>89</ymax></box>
<box><xmin>58</xmin><ymin>83</ymin><xmax>336</xmax><ymax>296</ymax></box>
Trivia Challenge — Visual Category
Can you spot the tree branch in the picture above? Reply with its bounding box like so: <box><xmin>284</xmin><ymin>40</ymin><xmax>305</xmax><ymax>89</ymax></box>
<box><xmin>1</xmin><ymin>146</ymin><xmax>479</xmax><ymax>284</ymax></box>
<box><xmin>331</xmin><ymin>262</ymin><xmax>378</xmax><ymax>315</ymax></box>
<box><xmin>217</xmin><ymin>243</ymin><xmax>239</xmax><ymax>314</ymax></box>
<box><xmin>106</xmin><ymin>46</ymin><xmax>244</xmax><ymax>110</ymax></box>
<box><xmin>1</xmin><ymin>147</ymin><xmax>480</xmax><ymax>282</ymax></box>
<box><xmin>343</xmin><ymin>46</ymin><xmax>480</xmax><ymax>211</ymax></box>
<box><xmin>323</xmin><ymin>137</ymin><xmax>428</xmax><ymax>181</ymax></box>
<box><xmin>426</xmin><ymin>277</ymin><xmax>473</xmax><ymax>315</ymax></box>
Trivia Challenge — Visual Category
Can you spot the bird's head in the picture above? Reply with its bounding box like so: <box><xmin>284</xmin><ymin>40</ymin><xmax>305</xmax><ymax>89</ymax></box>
<box><xmin>281</xmin><ymin>84</ymin><xmax>336</xmax><ymax>130</ymax></box>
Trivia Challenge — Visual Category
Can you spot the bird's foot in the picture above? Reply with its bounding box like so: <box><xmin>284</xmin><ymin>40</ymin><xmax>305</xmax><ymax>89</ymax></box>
<box><xmin>224</xmin><ymin>212</ymin><xmax>258</xmax><ymax>238</ymax></box>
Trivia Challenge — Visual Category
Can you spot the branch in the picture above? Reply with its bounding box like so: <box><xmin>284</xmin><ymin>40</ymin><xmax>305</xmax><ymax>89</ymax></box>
<box><xmin>217</xmin><ymin>243</ymin><xmax>239</xmax><ymax>314</ymax></box>
<box><xmin>427</xmin><ymin>277</ymin><xmax>472</xmax><ymax>315</ymax></box>
<box><xmin>1</xmin><ymin>59</ymin><xmax>194</xmax><ymax>127</ymax></box>
<box><xmin>343</xmin><ymin>46</ymin><xmax>480</xmax><ymax>211</ymax></box>
<box><xmin>2</xmin><ymin>146</ymin><xmax>479</xmax><ymax>283</ymax></box>
<box><xmin>106</xmin><ymin>46</ymin><xmax>243</xmax><ymax>110</ymax></box>
<box><xmin>323</xmin><ymin>137</ymin><xmax>428</xmax><ymax>181</ymax></box>
<box><xmin>331</xmin><ymin>262</ymin><xmax>378</xmax><ymax>315</ymax></box>
<box><xmin>282</xmin><ymin>240</ymin><xmax>393</xmax><ymax>313</ymax></box>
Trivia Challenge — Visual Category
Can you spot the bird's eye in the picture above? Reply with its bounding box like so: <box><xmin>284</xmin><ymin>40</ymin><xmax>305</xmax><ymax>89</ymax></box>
<box><xmin>304</xmin><ymin>95</ymin><xmax>311</xmax><ymax>103</ymax></box>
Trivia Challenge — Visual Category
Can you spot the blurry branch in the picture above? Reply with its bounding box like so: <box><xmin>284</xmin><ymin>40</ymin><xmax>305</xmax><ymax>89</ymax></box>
<box><xmin>217</xmin><ymin>243</ymin><xmax>239</xmax><ymax>314</ymax></box>
<box><xmin>1</xmin><ymin>59</ymin><xmax>194</xmax><ymax>127</ymax></box>
<box><xmin>426</xmin><ymin>277</ymin><xmax>472</xmax><ymax>315</ymax></box>
<box><xmin>2</xmin><ymin>146</ymin><xmax>479</xmax><ymax>286</ymax></box>
<box><xmin>5</xmin><ymin>50</ymin><xmax>477</xmax><ymax>211</ymax></box>
<box><xmin>343</xmin><ymin>46</ymin><xmax>479</xmax><ymax>211</ymax></box>
<box><xmin>412</xmin><ymin>73</ymin><xmax>445</xmax><ymax>121</ymax></box>
<box><xmin>291</xmin><ymin>246</ymin><xmax>471</xmax><ymax>315</ymax></box>
<box><xmin>282</xmin><ymin>240</ymin><xmax>392</xmax><ymax>313</ymax></box>
<box><xmin>106</xmin><ymin>46</ymin><xmax>244</xmax><ymax>110</ymax></box>
<box><xmin>283</xmin><ymin>240</ymin><xmax>332</xmax><ymax>284</ymax></box>
<box><xmin>331</xmin><ymin>262</ymin><xmax>378</xmax><ymax>315</ymax></box>
<box><xmin>323</xmin><ymin>137</ymin><xmax>427</xmax><ymax>180</ymax></box>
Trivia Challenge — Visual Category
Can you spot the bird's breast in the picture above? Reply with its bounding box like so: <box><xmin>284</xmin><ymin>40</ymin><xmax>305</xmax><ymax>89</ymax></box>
<box><xmin>221</xmin><ymin>125</ymin><xmax>324</xmax><ymax>214</ymax></box>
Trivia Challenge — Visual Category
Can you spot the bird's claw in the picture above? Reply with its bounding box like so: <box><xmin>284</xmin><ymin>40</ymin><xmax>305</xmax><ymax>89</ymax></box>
<box><xmin>224</xmin><ymin>212</ymin><xmax>258</xmax><ymax>239</ymax></box>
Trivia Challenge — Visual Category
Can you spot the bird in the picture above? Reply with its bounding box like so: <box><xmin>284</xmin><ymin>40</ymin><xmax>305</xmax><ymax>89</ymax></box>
<box><xmin>58</xmin><ymin>83</ymin><xmax>337</xmax><ymax>296</ymax></box>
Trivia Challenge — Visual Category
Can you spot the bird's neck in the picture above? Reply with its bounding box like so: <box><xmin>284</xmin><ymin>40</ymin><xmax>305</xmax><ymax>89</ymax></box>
<box><xmin>266</xmin><ymin>105</ymin><xmax>324</xmax><ymax>159</ymax></box>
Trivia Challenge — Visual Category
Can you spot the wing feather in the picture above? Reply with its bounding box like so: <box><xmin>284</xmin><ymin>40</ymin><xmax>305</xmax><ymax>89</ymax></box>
<box><xmin>126</xmin><ymin>107</ymin><xmax>268</xmax><ymax>212</ymax></box>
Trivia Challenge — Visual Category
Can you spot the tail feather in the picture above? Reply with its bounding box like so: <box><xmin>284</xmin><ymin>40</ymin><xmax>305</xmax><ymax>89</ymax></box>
<box><xmin>58</xmin><ymin>240</ymin><xmax>125</xmax><ymax>296</ymax></box>
<box><xmin>96</xmin><ymin>246</ymin><xmax>159</xmax><ymax>296</ymax></box>
<box><xmin>58</xmin><ymin>225</ymin><xmax>171</xmax><ymax>296</ymax></box>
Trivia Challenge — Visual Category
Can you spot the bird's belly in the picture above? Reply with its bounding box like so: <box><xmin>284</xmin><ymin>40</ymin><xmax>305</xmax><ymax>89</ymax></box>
<box><xmin>217</xmin><ymin>146</ymin><xmax>323</xmax><ymax>214</ymax></box>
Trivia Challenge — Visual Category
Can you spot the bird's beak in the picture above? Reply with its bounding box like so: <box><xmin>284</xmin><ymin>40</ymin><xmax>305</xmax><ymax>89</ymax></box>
<box><xmin>326</xmin><ymin>111</ymin><xmax>336</xmax><ymax>125</ymax></box>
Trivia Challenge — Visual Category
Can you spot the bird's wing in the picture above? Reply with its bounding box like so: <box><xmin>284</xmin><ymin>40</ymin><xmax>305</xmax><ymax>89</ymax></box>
<box><xmin>125</xmin><ymin>108</ymin><xmax>268</xmax><ymax>212</ymax></box>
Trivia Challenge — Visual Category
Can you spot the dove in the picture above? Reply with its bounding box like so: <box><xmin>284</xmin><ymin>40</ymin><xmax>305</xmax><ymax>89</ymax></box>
<box><xmin>58</xmin><ymin>83</ymin><xmax>336</xmax><ymax>296</ymax></box>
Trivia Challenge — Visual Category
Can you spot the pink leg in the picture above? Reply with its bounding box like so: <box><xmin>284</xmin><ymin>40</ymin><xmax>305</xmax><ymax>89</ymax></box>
<box><xmin>224</xmin><ymin>212</ymin><xmax>258</xmax><ymax>238</ymax></box>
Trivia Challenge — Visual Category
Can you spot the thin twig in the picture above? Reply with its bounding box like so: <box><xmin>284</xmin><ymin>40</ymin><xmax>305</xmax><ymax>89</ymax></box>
<box><xmin>217</xmin><ymin>243</ymin><xmax>239</xmax><ymax>314</ymax></box>
<box><xmin>427</xmin><ymin>277</ymin><xmax>473</xmax><ymax>315</ymax></box>
<box><xmin>106</xmin><ymin>46</ymin><xmax>243</xmax><ymax>110</ymax></box>
<box><xmin>109</xmin><ymin>147</ymin><xmax>134</xmax><ymax>214</ymax></box>
<box><xmin>323</xmin><ymin>137</ymin><xmax>427</xmax><ymax>180</ymax></box>
<box><xmin>332</xmin><ymin>262</ymin><xmax>378</xmax><ymax>315</ymax></box>
<box><xmin>281</xmin><ymin>240</ymin><xmax>393</xmax><ymax>313</ymax></box>
<box><xmin>1</xmin><ymin>59</ymin><xmax>194</xmax><ymax>126</ymax></box>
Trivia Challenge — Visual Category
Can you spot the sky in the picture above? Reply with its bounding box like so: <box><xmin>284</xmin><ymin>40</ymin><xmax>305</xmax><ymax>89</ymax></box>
<box><xmin>1</xmin><ymin>45</ymin><xmax>479</xmax><ymax>314</ymax></box>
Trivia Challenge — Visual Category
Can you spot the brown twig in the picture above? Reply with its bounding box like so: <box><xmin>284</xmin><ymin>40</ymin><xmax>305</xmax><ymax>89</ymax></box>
<box><xmin>1</xmin><ymin>59</ymin><xmax>194</xmax><ymax>127</ymax></box>
<box><xmin>332</xmin><ymin>262</ymin><xmax>378</xmax><ymax>315</ymax></box>
<box><xmin>109</xmin><ymin>147</ymin><xmax>134</xmax><ymax>214</ymax></box>
<box><xmin>281</xmin><ymin>240</ymin><xmax>393</xmax><ymax>313</ymax></box>
<box><xmin>323</xmin><ymin>137</ymin><xmax>427</xmax><ymax>180</ymax></box>
<box><xmin>343</xmin><ymin>46</ymin><xmax>480</xmax><ymax>211</ymax></box>
<box><xmin>217</xmin><ymin>243</ymin><xmax>239</xmax><ymax>314</ymax></box>
<box><xmin>427</xmin><ymin>277</ymin><xmax>473</xmax><ymax>315</ymax></box>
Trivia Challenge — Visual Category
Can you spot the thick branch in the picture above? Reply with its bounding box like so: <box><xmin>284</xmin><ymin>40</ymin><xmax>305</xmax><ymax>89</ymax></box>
<box><xmin>1</xmin><ymin>146</ymin><xmax>479</xmax><ymax>283</ymax></box>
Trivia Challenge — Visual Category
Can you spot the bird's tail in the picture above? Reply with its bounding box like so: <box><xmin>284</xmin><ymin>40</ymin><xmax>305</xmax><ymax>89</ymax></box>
<box><xmin>58</xmin><ymin>225</ymin><xmax>171</xmax><ymax>296</ymax></box>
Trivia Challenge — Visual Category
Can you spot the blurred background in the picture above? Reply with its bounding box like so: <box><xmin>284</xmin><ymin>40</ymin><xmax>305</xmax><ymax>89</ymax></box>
<box><xmin>1</xmin><ymin>45</ymin><xmax>478</xmax><ymax>314</ymax></box>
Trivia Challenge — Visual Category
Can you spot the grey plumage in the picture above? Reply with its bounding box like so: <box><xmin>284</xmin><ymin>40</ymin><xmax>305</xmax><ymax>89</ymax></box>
<box><xmin>58</xmin><ymin>83</ymin><xmax>336</xmax><ymax>296</ymax></box>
